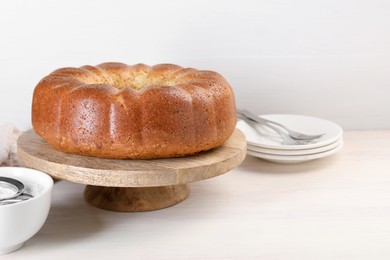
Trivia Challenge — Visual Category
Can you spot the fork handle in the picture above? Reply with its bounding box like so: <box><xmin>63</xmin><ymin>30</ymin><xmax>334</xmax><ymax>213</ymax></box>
<box><xmin>237</xmin><ymin>110</ymin><xmax>288</xmax><ymax>138</ymax></box>
<box><xmin>237</xmin><ymin>110</ymin><xmax>272</xmax><ymax>127</ymax></box>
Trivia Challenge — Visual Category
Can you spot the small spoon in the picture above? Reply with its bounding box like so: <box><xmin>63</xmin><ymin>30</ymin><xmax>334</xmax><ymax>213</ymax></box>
<box><xmin>0</xmin><ymin>193</ymin><xmax>34</xmax><ymax>206</ymax></box>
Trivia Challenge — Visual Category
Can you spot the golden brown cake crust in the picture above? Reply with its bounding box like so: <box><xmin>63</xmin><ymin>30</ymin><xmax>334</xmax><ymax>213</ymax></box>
<box><xmin>32</xmin><ymin>62</ymin><xmax>236</xmax><ymax>159</ymax></box>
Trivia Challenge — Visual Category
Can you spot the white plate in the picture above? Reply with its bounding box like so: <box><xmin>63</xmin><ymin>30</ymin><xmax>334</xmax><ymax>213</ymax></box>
<box><xmin>236</xmin><ymin>114</ymin><xmax>343</xmax><ymax>150</ymax></box>
<box><xmin>247</xmin><ymin>136</ymin><xmax>343</xmax><ymax>156</ymax></box>
<box><xmin>247</xmin><ymin>141</ymin><xmax>343</xmax><ymax>164</ymax></box>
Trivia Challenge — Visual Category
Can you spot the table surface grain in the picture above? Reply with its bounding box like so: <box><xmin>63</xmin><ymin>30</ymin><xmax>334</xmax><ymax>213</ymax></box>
<box><xmin>5</xmin><ymin>131</ymin><xmax>390</xmax><ymax>260</ymax></box>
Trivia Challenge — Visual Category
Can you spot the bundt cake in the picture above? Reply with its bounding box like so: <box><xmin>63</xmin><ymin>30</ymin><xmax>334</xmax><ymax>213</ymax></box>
<box><xmin>31</xmin><ymin>62</ymin><xmax>236</xmax><ymax>159</ymax></box>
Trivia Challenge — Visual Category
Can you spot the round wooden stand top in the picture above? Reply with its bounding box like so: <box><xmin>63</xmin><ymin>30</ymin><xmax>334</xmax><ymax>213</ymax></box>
<box><xmin>17</xmin><ymin>129</ymin><xmax>247</xmax><ymax>188</ymax></box>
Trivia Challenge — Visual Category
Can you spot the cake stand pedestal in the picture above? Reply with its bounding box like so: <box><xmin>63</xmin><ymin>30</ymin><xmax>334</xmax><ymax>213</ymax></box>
<box><xmin>17</xmin><ymin>129</ymin><xmax>246</xmax><ymax>212</ymax></box>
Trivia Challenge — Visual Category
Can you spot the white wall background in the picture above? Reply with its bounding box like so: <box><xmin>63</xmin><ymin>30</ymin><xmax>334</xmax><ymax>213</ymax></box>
<box><xmin>1</xmin><ymin>0</ymin><xmax>389</xmax><ymax>130</ymax></box>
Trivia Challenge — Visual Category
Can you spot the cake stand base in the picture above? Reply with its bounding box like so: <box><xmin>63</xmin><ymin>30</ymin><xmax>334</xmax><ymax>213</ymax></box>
<box><xmin>84</xmin><ymin>184</ymin><xmax>189</xmax><ymax>212</ymax></box>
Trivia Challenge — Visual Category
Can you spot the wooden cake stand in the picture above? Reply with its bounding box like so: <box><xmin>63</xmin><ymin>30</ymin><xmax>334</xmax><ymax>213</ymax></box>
<box><xmin>17</xmin><ymin>129</ymin><xmax>246</xmax><ymax>212</ymax></box>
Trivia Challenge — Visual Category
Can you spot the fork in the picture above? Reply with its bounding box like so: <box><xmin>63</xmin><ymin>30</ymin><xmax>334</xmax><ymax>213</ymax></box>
<box><xmin>238</xmin><ymin>114</ymin><xmax>313</xmax><ymax>145</ymax></box>
<box><xmin>237</xmin><ymin>109</ymin><xmax>324</xmax><ymax>140</ymax></box>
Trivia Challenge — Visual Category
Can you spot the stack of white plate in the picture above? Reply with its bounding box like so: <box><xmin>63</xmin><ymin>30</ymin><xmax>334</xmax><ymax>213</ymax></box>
<box><xmin>236</xmin><ymin>114</ymin><xmax>343</xmax><ymax>164</ymax></box>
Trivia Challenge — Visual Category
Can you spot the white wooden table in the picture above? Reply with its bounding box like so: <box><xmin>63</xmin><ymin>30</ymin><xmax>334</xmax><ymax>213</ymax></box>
<box><xmin>5</xmin><ymin>131</ymin><xmax>390</xmax><ymax>259</ymax></box>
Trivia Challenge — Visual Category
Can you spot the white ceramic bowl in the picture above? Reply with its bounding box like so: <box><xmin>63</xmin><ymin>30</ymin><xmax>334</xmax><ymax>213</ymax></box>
<box><xmin>0</xmin><ymin>167</ymin><xmax>53</xmax><ymax>255</ymax></box>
